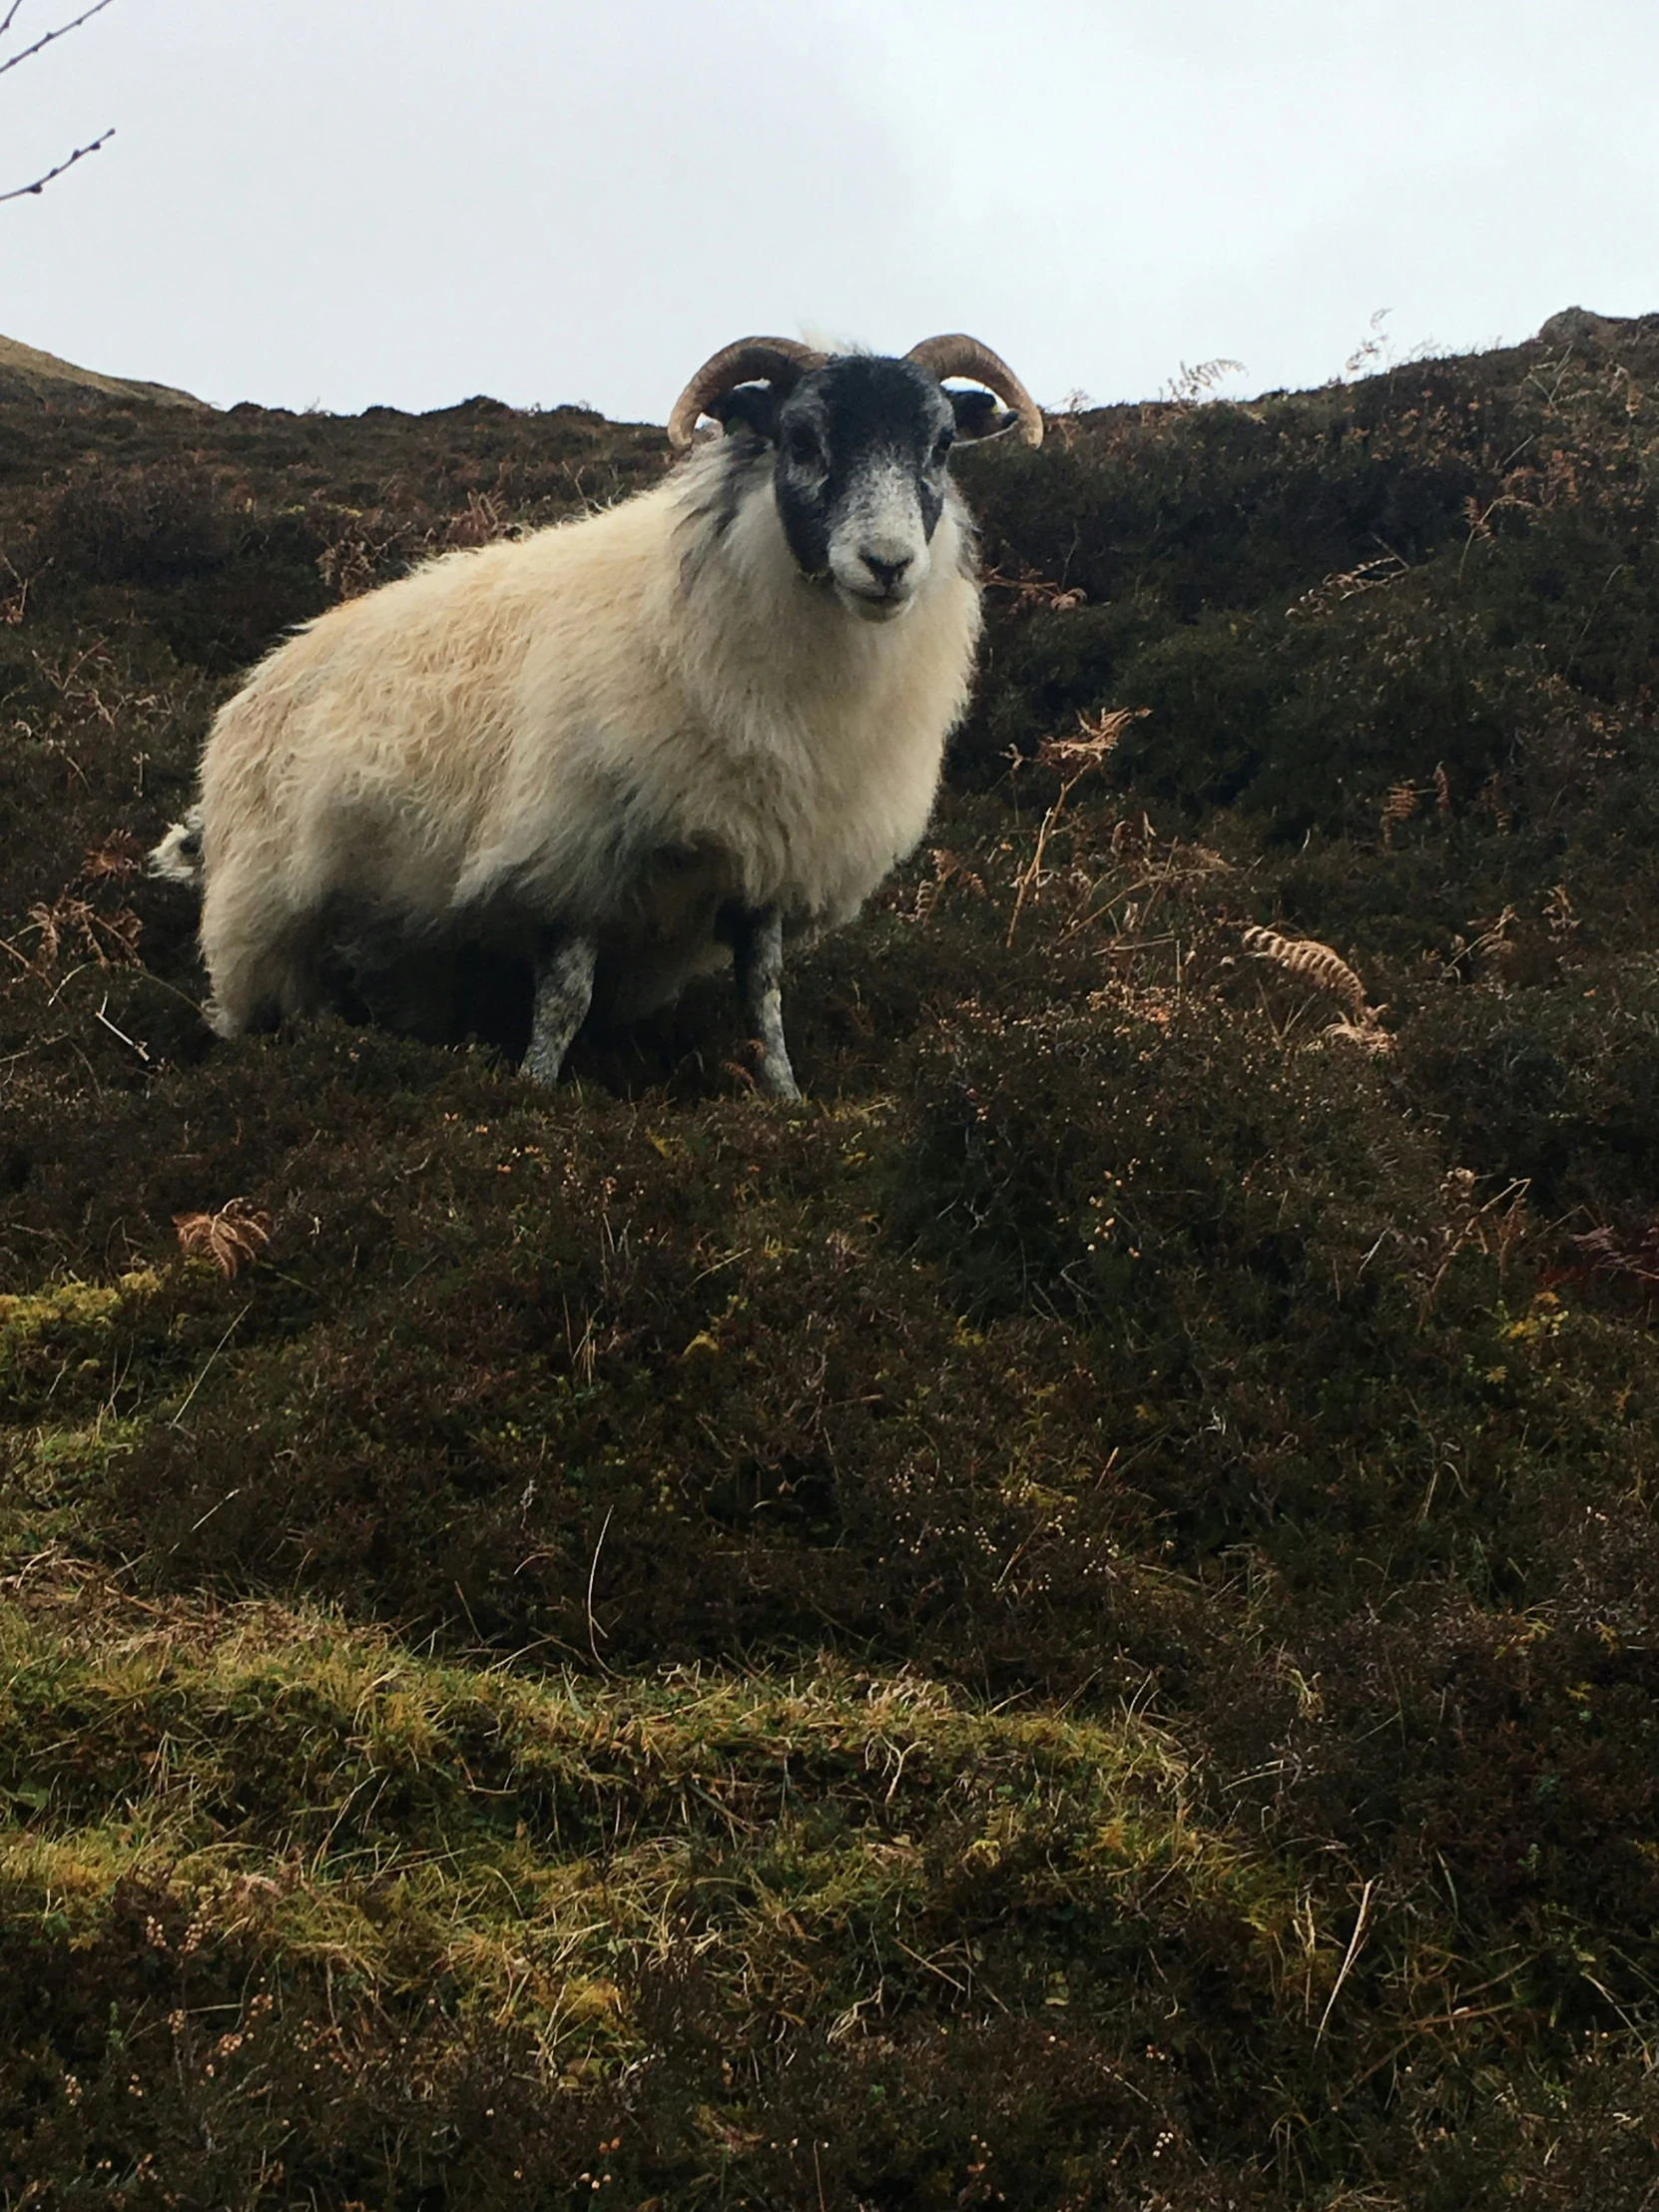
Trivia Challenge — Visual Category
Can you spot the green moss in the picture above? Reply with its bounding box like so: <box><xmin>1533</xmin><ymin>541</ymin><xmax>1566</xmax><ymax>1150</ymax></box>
<box><xmin>0</xmin><ymin>1271</ymin><xmax>162</xmax><ymax>1390</ymax></box>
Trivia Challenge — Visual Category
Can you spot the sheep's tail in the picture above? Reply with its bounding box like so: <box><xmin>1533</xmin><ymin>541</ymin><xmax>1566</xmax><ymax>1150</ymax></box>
<box><xmin>148</xmin><ymin>805</ymin><xmax>206</xmax><ymax>887</ymax></box>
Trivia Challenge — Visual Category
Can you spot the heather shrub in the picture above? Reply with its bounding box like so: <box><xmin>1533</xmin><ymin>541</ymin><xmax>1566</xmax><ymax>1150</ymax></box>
<box><xmin>5</xmin><ymin>320</ymin><xmax>1659</xmax><ymax>2204</ymax></box>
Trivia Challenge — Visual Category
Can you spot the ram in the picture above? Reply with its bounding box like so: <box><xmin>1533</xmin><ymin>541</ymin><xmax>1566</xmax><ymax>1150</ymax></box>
<box><xmin>151</xmin><ymin>334</ymin><xmax>1042</xmax><ymax>1098</ymax></box>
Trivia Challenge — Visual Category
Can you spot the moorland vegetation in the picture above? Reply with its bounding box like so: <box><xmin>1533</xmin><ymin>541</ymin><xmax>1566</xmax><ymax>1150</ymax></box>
<box><xmin>2</xmin><ymin>310</ymin><xmax>1659</xmax><ymax>2207</ymax></box>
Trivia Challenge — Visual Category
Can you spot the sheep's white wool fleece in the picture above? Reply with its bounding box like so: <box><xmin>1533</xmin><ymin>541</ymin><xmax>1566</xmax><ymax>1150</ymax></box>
<box><xmin>196</xmin><ymin>440</ymin><xmax>981</xmax><ymax>1030</ymax></box>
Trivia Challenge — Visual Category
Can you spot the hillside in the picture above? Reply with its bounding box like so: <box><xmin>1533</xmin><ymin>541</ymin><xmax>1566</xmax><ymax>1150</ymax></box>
<box><xmin>2</xmin><ymin>316</ymin><xmax>1659</xmax><ymax>2208</ymax></box>
<box><xmin>0</xmin><ymin>332</ymin><xmax>206</xmax><ymax>411</ymax></box>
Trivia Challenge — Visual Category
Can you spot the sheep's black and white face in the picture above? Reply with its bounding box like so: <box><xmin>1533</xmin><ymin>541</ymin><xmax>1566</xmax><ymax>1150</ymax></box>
<box><xmin>720</xmin><ymin>356</ymin><xmax>1001</xmax><ymax>625</ymax></box>
<box><xmin>773</xmin><ymin>358</ymin><xmax>953</xmax><ymax>624</ymax></box>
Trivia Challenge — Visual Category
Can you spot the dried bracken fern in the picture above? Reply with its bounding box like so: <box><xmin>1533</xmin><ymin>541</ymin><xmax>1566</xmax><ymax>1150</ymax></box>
<box><xmin>1287</xmin><ymin>550</ymin><xmax>1408</xmax><ymax>621</ymax></box>
<box><xmin>1038</xmin><ymin>705</ymin><xmax>1146</xmax><ymax>777</ymax></box>
<box><xmin>1342</xmin><ymin>307</ymin><xmax>1393</xmax><ymax>379</ymax></box>
<box><xmin>438</xmin><ymin>489</ymin><xmax>511</xmax><ymax>551</ymax></box>
<box><xmin>1007</xmin><ymin>708</ymin><xmax>1151</xmax><ymax>945</ymax></box>
<box><xmin>1317</xmin><ymin>1017</ymin><xmax>1390</xmax><ymax>1054</ymax></box>
<box><xmin>1111</xmin><ymin>812</ymin><xmax>1154</xmax><ymax>860</ymax></box>
<box><xmin>316</xmin><ymin>517</ymin><xmax>404</xmax><ymax>602</ymax></box>
<box><xmin>174</xmin><ymin>1199</ymin><xmax>273</xmax><ymax>1280</ymax></box>
<box><xmin>982</xmin><ymin>559</ymin><xmax>1087</xmax><ymax>614</ymax></box>
<box><xmin>79</xmin><ymin>829</ymin><xmax>145</xmax><ymax>883</ymax></box>
<box><xmin>1543</xmin><ymin>881</ymin><xmax>1579</xmax><ymax>941</ymax></box>
<box><xmin>1159</xmin><ymin>356</ymin><xmax>1245</xmax><ymax>407</ymax></box>
<box><xmin>1</xmin><ymin>551</ymin><xmax>32</xmax><ymax>627</ymax></box>
<box><xmin>1380</xmin><ymin>781</ymin><xmax>1419</xmax><ymax>849</ymax></box>
<box><xmin>903</xmin><ymin>846</ymin><xmax>986</xmax><ymax>923</ymax></box>
<box><xmin>1243</xmin><ymin>924</ymin><xmax>1389</xmax><ymax>1048</ymax></box>
<box><xmin>1243</xmin><ymin>926</ymin><xmax>1371</xmax><ymax>1022</ymax></box>
<box><xmin>1570</xmin><ymin>1219</ymin><xmax>1659</xmax><ymax>1294</ymax></box>
<box><xmin>1476</xmin><ymin>770</ymin><xmax>1514</xmax><ymax>831</ymax></box>
<box><xmin>6</xmin><ymin>891</ymin><xmax>142</xmax><ymax>979</ymax></box>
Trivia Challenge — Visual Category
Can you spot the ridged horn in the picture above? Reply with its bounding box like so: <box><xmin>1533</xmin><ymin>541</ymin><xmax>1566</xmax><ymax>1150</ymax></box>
<box><xmin>904</xmin><ymin>334</ymin><xmax>1044</xmax><ymax>447</ymax></box>
<box><xmin>667</xmin><ymin>337</ymin><xmax>827</xmax><ymax>451</ymax></box>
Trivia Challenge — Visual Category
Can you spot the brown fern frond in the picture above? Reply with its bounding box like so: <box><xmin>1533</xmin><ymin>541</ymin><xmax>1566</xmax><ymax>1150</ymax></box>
<box><xmin>905</xmin><ymin>846</ymin><xmax>987</xmax><ymax>922</ymax></box>
<box><xmin>441</xmin><ymin>490</ymin><xmax>510</xmax><ymax>550</ymax></box>
<box><xmin>25</xmin><ymin>901</ymin><xmax>62</xmax><ymax>973</ymax></box>
<box><xmin>1286</xmin><ymin>551</ymin><xmax>1407</xmax><ymax>620</ymax></box>
<box><xmin>982</xmin><ymin>561</ymin><xmax>1087</xmax><ymax>614</ymax></box>
<box><xmin>1322</xmin><ymin>1017</ymin><xmax>1394</xmax><ymax>1055</ymax></box>
<box><xmin>1040</xmin><ymin>705</ymin><xmax>1148</xmax><ymax>777</ymax></box>
<box><xmin>929</xmin><ymin>847</ymin><xmax>985</xmax><ymax>899</ymax></box>
<box><xmin>1381</xmin><ymin>782</ymin><xmax>1419</xmax><ymax>848</ymax></box>
<box><xmin>1242</xmin><ymin>925</ymin><xmax>1373</xmax><ymax>1025</ymax></box>
<box><xmin>1476</xmin><ymin>772</ymin><xmax>1514</xmax><ymax>832</ymax></box>
<box><xmin>1433</xmin><ymin>762</ymin><xmax>1452</xmax><ymax>816</ymax></box>
<box><xmin>1008</xmin><ymin>710</ymin><xmax>1150</xmax><ymax>945</ymax></box>
<box><xmin>79</xmin><ymin>830</ymin><xmax>144</xmax><ymax>883</ymax></box>
<box><xmin>90</xmin><ymin>905</ymin><xmax>142</xmax><ymax>964</ymax></box>
<box><xmin>1160</xmin><ymin>356</ymin><xmax>1246</xmax><ymax>406</ymax></box>
<box><xmin>1571</xmin><ymin>1220</ymin><xmax>1659</xmax><ymax>1291</ymax></box>
<box><xmin>174</xmin><ymin>1198</ymin><xmax>273</xmax><ymax>1279</ymax></box>
<box><xmin>1543</xmin><ymin>882</ymin><xmax>1578</xmax><ymax>940</ymax></box>
<box><xmin>26</xmin><ymin>893</ymin><xmax>142</xmax><ymax>973</ymax></box>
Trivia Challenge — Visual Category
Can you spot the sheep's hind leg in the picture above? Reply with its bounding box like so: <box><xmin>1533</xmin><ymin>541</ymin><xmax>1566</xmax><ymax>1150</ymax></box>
<box><xmin>523</xmin><ymin>930</ymin><xmax>597</xmax><ymax>1086</ymax></box>
<box><xmin>734</xmin><ymin>905</ymin><xmax>801</xmax><ymax>1103</ymax></box>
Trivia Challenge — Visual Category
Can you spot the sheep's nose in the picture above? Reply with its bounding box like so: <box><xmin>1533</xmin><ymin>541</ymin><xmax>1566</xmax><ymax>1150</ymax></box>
<box><xmin>860</xmin><ymin>550</ymin><xmax>912</xmax><ymax>593</ymax></box>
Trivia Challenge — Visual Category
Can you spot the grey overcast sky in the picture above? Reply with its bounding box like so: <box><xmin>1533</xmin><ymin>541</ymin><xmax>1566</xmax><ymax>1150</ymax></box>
<box><xmin>4</xmin><ymin>0</ymin><xmax>1655</xmax><ymax>420</ymax></box>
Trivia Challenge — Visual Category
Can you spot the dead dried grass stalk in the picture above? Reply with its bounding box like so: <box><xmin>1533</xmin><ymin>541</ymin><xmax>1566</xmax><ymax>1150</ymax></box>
<box><xmin>1419</xmin><ymin>1171</ymin><xmax>1531</xmax><ymax>1319</ymax></box>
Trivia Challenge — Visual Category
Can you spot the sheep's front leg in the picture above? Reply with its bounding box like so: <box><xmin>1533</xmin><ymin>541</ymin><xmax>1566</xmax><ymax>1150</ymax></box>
<box><xmin>523</xmin><ymin>930</ymin><xmax>597</xmax><ymax>1086</ymax></box>
<box><xmin>734</xmin><ymin>905</ymin><xmax>801</xmax><ymax>1102</ymax></box>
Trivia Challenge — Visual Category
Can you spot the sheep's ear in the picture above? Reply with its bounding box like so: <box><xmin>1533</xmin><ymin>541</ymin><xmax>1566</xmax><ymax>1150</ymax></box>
<box><xmin>712</xmin><ymin>382</ymin><xmax>782</xmax><ymax>442</ymax></box>
<box><xmin>948</xmin><ymin>386</ymin><xmax>1018</xmax><ymax>442</ymax></box>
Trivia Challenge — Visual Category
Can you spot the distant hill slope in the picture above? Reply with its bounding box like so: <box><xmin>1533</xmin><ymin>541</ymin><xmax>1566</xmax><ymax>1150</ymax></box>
<box><xmin>0</xmin><ymin>331</ymin><xmax>206</xmax><ymax>409</ymax></box>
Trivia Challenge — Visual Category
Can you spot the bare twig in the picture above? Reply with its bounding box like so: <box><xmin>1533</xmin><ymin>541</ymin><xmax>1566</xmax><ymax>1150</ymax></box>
<box><xmin>93</xmin><ymin>992</ymin><xmax>149</xmax><ymax>1061</ymax></box>
<box><xmin>1</xmin><ymin>0</ymin><xmax>119</xmax><ymax>204</ymax></box>
<box><xmin>0</xmin><ymin>123</ymin><xmax>111</xmax><ymax>201</ymax></box>
<box><xmin>0</xmin><ymin>0</ymin><xmax>117</xmax><ymax>77</ymax></box>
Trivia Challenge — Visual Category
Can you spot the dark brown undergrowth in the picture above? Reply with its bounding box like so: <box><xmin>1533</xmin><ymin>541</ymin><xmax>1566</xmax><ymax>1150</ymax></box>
<box><xmin>4</xmin><ymin>316</ymin><xmax>1659</xmax><ymax>2205</ymax></box>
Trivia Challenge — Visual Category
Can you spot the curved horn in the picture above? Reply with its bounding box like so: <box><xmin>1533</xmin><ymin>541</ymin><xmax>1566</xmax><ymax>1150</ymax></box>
<box><xmin>667</xmin><ymin>336</ymin><xmax>827</xmax><ymax>451</ymax></box>
<box><xmin>905</xmin><ymin>333</ymin><xmax>1044</xmax><ymax>447</ymax></box>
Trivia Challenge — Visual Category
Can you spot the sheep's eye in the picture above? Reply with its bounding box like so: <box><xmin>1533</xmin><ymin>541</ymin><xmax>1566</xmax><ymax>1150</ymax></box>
<box><xmin>931</xmin><ymin>429</ymin><xmax>955</xmax><ymax>465</ymax></box>
<box><xmin>787</xmin><ymin>428</ymin><xmax>823</xmax><ymax>468</ymax></box>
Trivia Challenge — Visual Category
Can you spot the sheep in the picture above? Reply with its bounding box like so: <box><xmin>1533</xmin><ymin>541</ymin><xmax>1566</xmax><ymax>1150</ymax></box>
<box><xmin>149</xmin><ymin>334</ymin><xmax>1043</xmax><ymax>1099</ymax></box>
